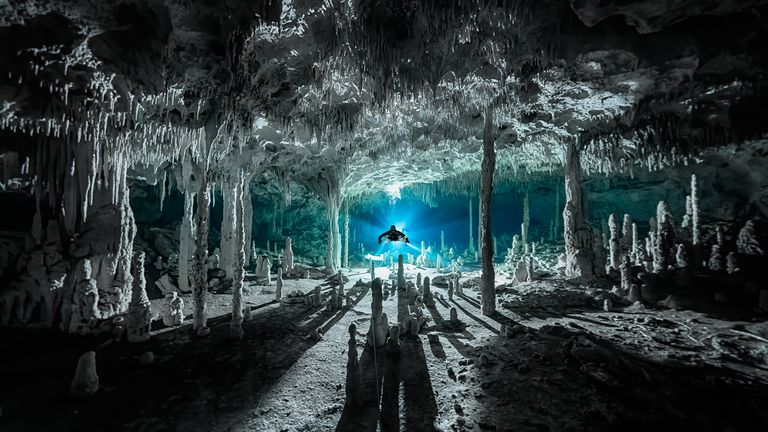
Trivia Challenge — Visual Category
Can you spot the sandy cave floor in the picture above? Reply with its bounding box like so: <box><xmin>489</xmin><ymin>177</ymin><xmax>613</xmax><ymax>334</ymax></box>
<box><xmin>1</xmin><ymin>264</ymin><xmax>768</xmax><ymax>432</ymax></box>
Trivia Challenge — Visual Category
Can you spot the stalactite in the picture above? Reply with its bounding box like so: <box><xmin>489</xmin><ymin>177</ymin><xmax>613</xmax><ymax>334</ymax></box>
<box><xmin>192</xmin><ymin>177</ymin><xmax>211</xmax><ymax>336</ymax></box>
<box><xmin>480</xmin><ymin>107</ymin><xmax>496</xmax><ymax>316</ymax></box>
<box><xmin>158</xmin><ymin>170</ymin><xmax>167</xmax><ymax>212</ymax></box>
<box><xmin>230</xmin><ymin>171</ymin><xmax>245</xmax><ymax>340</ymax></box>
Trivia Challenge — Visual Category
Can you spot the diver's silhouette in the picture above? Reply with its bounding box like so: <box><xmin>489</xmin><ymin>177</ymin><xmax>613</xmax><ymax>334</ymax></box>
<box><xmin>378</xmin><ymin>225</ymin><xmax>409</xmax><ymax>244</ymax></box>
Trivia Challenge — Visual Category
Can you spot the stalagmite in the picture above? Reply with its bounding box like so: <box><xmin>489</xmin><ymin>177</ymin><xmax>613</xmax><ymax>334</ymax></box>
<box><xmin>127</xmin><ymin>251</ymin><xmax>151</xmax><ymax>343</ymax></box>
<box><xmin>162</xmin><ymin>292</ymin><xmax>184</xmax><ymax>326</ymax></box>
<box><xmin>192</xmin><ymin>179</ymin><xmax>211</xmax><ymax>337</ymax></box>
<box><xmin>230</xmin><ymin>171</ymin><xmax>246</xmax><ymax>340</ymax></box>
<box><xmin>328</xmin><ymin>286</ymin><xmax>339</xmax><ymax>311</ymax></box>
<box><xmin>526</xmin><ymin>256</ymin><xmax>534</xmax><ymax>282</ymax></box>
<box><xmin>726</xmin><ymin>252</ymin><xmax>740</xmax><ymax>274</ymax></box>
<box><xmin>366</xmin><ymin>278</ymin><xmax>388</xmax><ymax>348</ymax></box>
<box><xmin>275</xmin><ymin>267</ymin><xmax>283</xmax><ymax>301</ymax></box>
<box><xmin>676</xmin><ymin>244</ymin><xmax>689</xmax><ymax>268</ymax></box>
<box><xmin>423</xmin><ymin>276</ymin><xmax>434</xmax><ymax>307</ymax></box>
<box><xmin>453</xmin><ymin>273</ymin><xmax>462</xmax><ymax>295</ymax></box>
<box><xmin>338</xmin><ymin>270</ymin><xmax>345</xmax><ymax>298</ymax></box>
<box><xmin>620</xmin><ymin>254</ymin><xmax>631</xmax><ymax>294</ymax></box>
<box><xmin>179</xmin><ymin>190</ymin><xmax>195</xmax><ymax>294</ymax></box>
<box><xmin>480</xmin><ymin>106</ymin><xmax>496</xmax><ymax>315</ymax></box>
<box><xmin>737</xmin><ymin>220</ymin><xmax>764</xmax><ymax>255</ymax></box>
<box><xmin>653</xmin><ymin>201</ymin><xmax>675</xmax><ymax>273</ymax></box>
<box><xmin>631</xmin><ymin>223</ymin><xmax>639</xmax><ymax>263</ymax></box>
<box><xmin>361</xmin><ymin>259</ymin><xmax>371</xmax><ymax>282</ymax></box>
<box><xmin>522</xmin><ymin>191</ymin><xmax>530</xmax><ymax>248</ymax></box>
<box><xmin>708</xmin><ymin>244</ymin><xmax>724</xmax><ymax>272</ymax></box>
<box><xmin>622</xmin><ymin>214</ymin><xmax>632</xmax><ymax>253</ymax></box>
<box><xmin>397</xmin><ymin>254</ymin><xmax>405</xmax><ymax>291</ymax></box>
<box><xmin>283</xmin><ymin>237</ymin><xmax>294</xmax><ymax>273</ymax></box>
<box><xmin>448</xmin><ymin>281</ymin><xmax>454</xmax><ymax>300</ymax></box>
<box><xmin>608</xmin><ymin>213</ymin><xmax>621</xmax><ymax>271</ymax></box>
<box><xmin>440</xmin><ymin>230</ymin><xmax>445</xmax><ymax>252</ymax></box>
<box><xmin>70</xmin><ymin>351</ymin><xmax>99</xmax><ymax>397</ymax></box>
<box><xmin>435</xmin><ymin>254</ymin><xmax>441</xmax><ymax>271</ymax></box>
<box><xmin>562</xmin><ymin>140</ymin><xmax>595</xmax><ymax>278</ymax></box>
<box><xmin>511</xmin><ymin>234</ymin><xmax>521</xmax><ymax>255</ymax></box>
<box><xmin>262</xmin><ymin>256</ymin><xmax>272</xmax><ymax>286</ymax></box>
<box><xmin>416</xmin><ymin>272</ymin><xmax>422</xmax><ymax>289</ymax></box>
<box><xmin>68</xmin><ymin>259</ymin><xmax>100</xmax><ymax>334</ymax></box>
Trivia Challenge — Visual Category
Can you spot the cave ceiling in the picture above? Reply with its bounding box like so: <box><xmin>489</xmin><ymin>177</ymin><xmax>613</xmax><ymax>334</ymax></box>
<box><xmin>2</xmin><ymin>0</ymin><xmax>768</xmax><ymax>198</ymax></box>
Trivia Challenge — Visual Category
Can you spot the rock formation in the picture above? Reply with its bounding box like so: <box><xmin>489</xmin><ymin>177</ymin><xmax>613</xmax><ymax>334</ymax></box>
<box><xmin>366</xmin><ymin>278</ymin><xmax>388</xmax><ymax>348</ymax></box>
<box><xmin>70</xmin><ymin>351</ymin><xmax>99</xmax><ymax>397</ymax></box>
<box><xmin>126</xmin><ymin>251</ymin><xmax>151</xmax><ymax>343</ymax></box>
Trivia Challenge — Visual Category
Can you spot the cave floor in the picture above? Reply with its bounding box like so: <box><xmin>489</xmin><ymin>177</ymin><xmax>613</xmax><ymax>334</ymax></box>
<box><xmin>1</xmin><ymin>265</ymin><xmax>768</xmax><ymax>432</ymax></box>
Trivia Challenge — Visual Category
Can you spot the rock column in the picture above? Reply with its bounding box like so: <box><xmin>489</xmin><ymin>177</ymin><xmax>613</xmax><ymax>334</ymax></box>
<box><xmin>562</xmin><ymin>140</ymin><xmax>595</xmax><ymax>278</ymax></box>
<box><xmin>193</xmin><ymin>178</ymin><xmax>211</xmax><ymax>336</ymax></box>
<box><xmin>230</xmin><ymin>172</ymin><xmax>246</xmax><ymax>339</ymax></box>
<box><xmin>127</xmin><ymin>251</ymin><xmax>151</xmax><ymax>343</ymax></box>
<box><xmin>480</xmin><ymin>106</ymin><xmax>496</xmax><ymax>315</ymax></box>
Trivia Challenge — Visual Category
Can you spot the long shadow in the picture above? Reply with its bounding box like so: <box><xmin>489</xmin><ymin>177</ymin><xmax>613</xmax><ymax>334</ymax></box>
<box><xmin>397</xmin><ymin>278</ymin><xmax>438</xmax><ymax>431</ymax></box>
<box><xmin>458</xmin><ymin>293</ymin><xmax>481</xmax><ymax>309</ymax></box>
<box><xmin>297</xmin><ymin>284</ymin><xmax>371</xmax><ymax>336</ymax></box>
<box><xmin>0</xmin><ymin>301</ymin><xmax>326</xmax><ymax>432</ymax></box>
<box><xmin>450</xmin><ymin>298</ymin><xmax>500</xmax><ymax>335</ymax></box>
<box><xmin>336</xmin><ymin>343</ymin><xmax>384</xmax><ymax>432</ymax></box>
<box><xmin>380</xmin><ymin>347</ymin><xmax>400</xmax><ymax>432</ymax></box>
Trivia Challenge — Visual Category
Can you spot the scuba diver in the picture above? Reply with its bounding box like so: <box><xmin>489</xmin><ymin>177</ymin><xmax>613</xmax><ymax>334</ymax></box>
<box><xmin>378</xmin><ymin>225</ymin><xmax>410</xmax><ymax>244</ymax></box>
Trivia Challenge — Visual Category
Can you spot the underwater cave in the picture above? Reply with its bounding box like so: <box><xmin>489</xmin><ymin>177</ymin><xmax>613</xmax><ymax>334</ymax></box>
<box><xmin>1</xmin><ymin>1</ymin><xmax>768</xmax><ymax>431</ymax></box>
